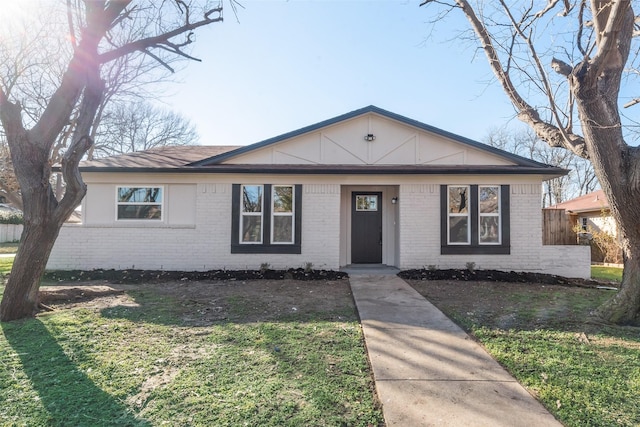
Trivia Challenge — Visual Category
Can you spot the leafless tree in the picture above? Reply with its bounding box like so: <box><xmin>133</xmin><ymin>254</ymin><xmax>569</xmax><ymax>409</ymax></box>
<box><xmin>0</xmin><ymin>134</ymin><xmax>22</xmax><ymax>209</ymax></box>
<box><xmin>484</xmin><ymin>127</ymin><xmax>598</xmax><ymax>206</ymax></box>
<box><xmin>420</xmin><ymin>0</ymin><xmax>640</xmax><ymax>324</ymax></box>
<box><xmin>0</xmin><ymin>0</ymin><xmax>224</xmax><ymax>322</ymax></box>
<box><xmin>90</xmin><ymin>101</ymin><xmax>198</xmax><ymax>158</ymax></box>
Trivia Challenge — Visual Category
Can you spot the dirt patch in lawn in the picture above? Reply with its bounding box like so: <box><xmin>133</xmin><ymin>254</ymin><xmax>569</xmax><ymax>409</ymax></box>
<box><xmin>405</xmin><ymin>279</ymin><xmax>617</xmax><ymax>331</ymax></box>
<box><xmin>38</xmin><ymin>278</ymin><xmax>354</xmax><ymax>325</ymax></box>
<box><xmin>37</xmin><ymin>268</ymin><xmax>619</xmax><ymax>329</ymax></box>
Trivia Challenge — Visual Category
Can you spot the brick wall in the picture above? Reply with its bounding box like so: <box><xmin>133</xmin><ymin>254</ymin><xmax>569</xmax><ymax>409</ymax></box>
<box><xmin>397</xmin><ymin>183</ymin><xmax>591</xmax><ymax>278</ymax></box>
<box><xmin>49</xmin><ymin>182</ymin><xmax>343</xmax><ymax>271</ymax></box>
<box><xmin>48</xmin><ymin>179</ymin><xmax>590</xmax><ymax>278</ymax></box>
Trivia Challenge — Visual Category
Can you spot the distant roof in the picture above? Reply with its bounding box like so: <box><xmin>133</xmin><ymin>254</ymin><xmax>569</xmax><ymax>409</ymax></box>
<box><xmin>79</xmin><ymin>145</ymin><xmax>241</xmax><ymax>169</ymax></box>
<box><xmin>548</xmin><ymin>190</ymin><xmax>608</xmax><ymax>213</ymax></box>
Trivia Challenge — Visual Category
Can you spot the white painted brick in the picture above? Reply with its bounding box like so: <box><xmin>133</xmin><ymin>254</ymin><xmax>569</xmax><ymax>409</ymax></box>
<box><xmin>48</xmin><ymin>179</ymin><xmax>588</xmax><ymax>277</ymax></box>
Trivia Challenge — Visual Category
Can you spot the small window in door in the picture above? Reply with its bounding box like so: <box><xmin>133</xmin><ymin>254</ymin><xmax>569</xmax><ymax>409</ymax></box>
<box><xmin>356</xmin><ymin>195</ymin><xmax>378</xmax><ymax>211</ymax></box>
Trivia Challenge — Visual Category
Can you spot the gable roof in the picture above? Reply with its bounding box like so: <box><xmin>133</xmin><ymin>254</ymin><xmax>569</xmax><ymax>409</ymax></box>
<box><xmin>548</xmin><ymin>190</ymin><xmax>608</xmax><ymax>214</ymax></box>
<box><xmin>189</xmin><ymin>105</ymin><xmax>552</xmax><ymax>168</ymax></box>
<box><xmin>77</xmin><ymin>106</ymin><xmax>567</xmax><ymax>177</ymax></box>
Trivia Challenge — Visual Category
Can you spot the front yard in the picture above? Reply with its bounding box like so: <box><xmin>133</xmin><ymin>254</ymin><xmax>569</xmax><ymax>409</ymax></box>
<box><xmin>1</xmin><ymin>259</ymin><xmax>638</xmax><ymax>426</ymax></box>
<box><xmin>407</xmin><ymin>279</ymin><xmax>640</xmax><ymax>426</ymax></box>
<box><xmin>0</xmin><ymin>279</ymin><xmax>384</xmax><ymax>427</ymax></box>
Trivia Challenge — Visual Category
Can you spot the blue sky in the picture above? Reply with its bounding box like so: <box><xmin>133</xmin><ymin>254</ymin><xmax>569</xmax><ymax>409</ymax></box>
<box><xmin>166</xmin><ymin>0</ymin><xmax>522</xmax><ymax>147</ymax></box>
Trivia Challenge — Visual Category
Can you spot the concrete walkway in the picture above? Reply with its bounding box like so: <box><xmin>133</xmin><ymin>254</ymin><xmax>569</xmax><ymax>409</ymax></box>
<box><xmin>349</xmin><ymin>274</ymin><xmax>562</xmax><ymax>427</ymax></box>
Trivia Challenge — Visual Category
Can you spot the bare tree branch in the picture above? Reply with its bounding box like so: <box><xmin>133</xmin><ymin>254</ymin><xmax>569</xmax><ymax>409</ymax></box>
<box><xmin>98</xmin><ymin>6</ymin><xmax>222</xmax><ymax>65</ymax></box>
<box><xmin>534</xmin><ymin>0</ymin><xmax>574</xmax><ymax>18</ymax></box>
<box><xmin>590</xmin><ymin>0</ymin><xmax>634</xmax><ymax>81</ymax></box>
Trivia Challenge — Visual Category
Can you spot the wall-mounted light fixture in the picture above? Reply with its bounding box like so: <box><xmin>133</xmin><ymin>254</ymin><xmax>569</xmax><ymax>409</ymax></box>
<box><xmin>391</xmin><ymin>197</ymin><xmax>398</xmax><ymax>204</ymax></box>
<box><xmin>364</xmin><ymin>133</ymin><xmax>376</xmax><ymax>142</ymax></box>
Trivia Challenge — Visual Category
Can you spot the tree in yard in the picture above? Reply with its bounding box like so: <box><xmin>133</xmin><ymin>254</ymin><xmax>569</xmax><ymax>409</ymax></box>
<box><xmin>90</xmin><ymin>101</ymin><xmax>198</xmax><ymax>158</ymax></box>
<box><xmin>0</xmin><ymin>135</ymin><xmax>22</xmax><ymax>209</ymax></box>
<box><xmin>0</xmin><ymin>1</ymin><xmax>224</xmax><ymax>322</ymax></box>
<box><xmin>484</xmin><ymin>127</ymin><xmax>598</xmax><ymax>206</ymax></box>
<box><xmin>420</xmin><ymin>0</ymin><xmax>640</xmax><ymax>324</ymax></box>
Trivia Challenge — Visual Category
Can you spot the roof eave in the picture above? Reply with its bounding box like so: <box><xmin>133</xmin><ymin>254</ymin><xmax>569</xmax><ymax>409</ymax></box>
<box><xmin>78</xmin><ymin>165</ymin><xmax>568</xmax><ymax>176</ymax></box>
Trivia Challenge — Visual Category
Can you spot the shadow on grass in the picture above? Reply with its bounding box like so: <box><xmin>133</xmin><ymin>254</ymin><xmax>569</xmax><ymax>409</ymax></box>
<box><xmin>1</xmin><ymin>319</ymin><xmax>149</xmax><ymax>427</ymax></box>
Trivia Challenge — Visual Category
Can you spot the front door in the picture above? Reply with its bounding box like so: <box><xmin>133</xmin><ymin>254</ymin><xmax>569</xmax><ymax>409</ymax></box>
<box><xmin>351</xmin><ymin>192</ymin><xmax>383</xmax><ymax>264</ymax></box>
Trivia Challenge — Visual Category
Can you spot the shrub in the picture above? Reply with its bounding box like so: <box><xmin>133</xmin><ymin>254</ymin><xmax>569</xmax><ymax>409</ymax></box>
<box><xmin>591</xmin><ymin>229</ymin><xmax>623</xmax><ymax>264</ymax></box>
<box><xmin>0</xmin><ymin>211</ymin><xmax>23</xmax><ymax>225</ymax></box>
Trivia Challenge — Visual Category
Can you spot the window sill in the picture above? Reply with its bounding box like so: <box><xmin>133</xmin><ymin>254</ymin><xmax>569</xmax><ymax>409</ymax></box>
<box><xmin>77</xmin><ymin>223</ymin><xmax>196</xmax><ymax>229</ymax></box>
<box><xmin>441</xmin><ymin>246</ymin><xmax>510</xmax><ymax>255</ymax></box>
<box><xmin>231</xmin><ymin>244</ymin><xmax>301</xmax><ymax>254</ymax></box>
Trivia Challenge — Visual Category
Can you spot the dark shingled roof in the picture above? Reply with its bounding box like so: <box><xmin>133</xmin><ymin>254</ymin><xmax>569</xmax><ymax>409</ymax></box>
<box><xmin>76</xmin><ymin>106</ymin><xmax>568</xmax><ymax>178</ymax></box>
<box><xmin>79</xmin><ymin>145</ymin><xmax>241</xmax><ymax>169</ymax></box>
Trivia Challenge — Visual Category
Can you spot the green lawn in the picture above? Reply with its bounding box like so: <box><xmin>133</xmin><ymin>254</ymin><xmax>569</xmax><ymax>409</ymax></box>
<box><xmin>591</xmin><ymin>265</ymin><xmax>623</xmax><ymax>282</ymax></box>
<box><xmin>0</xmin><ymin>242</ymin><xmax>19</xmax><ymax>255</ymax></box>
<box><xmin>409</xmin><ymin>280</ymin><xmax>640</xmax><ymax>427</ymax></box>
<box><xmin>0</xmin><ymin>281</ymin><xmax>383</xmax><ymax>427</ymax></box>
<box><xmin>0</xmin><ymin>257</ymin><xmax>13</xmax><ymax>276</ymax></box>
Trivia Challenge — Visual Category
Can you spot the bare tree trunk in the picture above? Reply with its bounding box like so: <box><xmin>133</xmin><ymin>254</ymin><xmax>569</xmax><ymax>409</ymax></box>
<box><xmin>596</xmin><ymin>251</ymin><xmax>640</xmax><ymax>324</ymax></box>
<box><xmin>0</xmin><ymin>1</ymin><xmax>223</xmax><ymax>322</ymax></box>
<box><xmin>0</xmin><ymin>219</ymin><xmax>61</xmax><ymax>320</ymax></box>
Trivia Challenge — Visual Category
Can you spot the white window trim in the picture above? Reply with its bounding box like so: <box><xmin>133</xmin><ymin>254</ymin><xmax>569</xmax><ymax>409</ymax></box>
<box><xmin>240</xmin><ymin>184</ymin><xmax>264</xmax><ymax>244</ymax></box>
<box><xmin>478</xmin><ymin>185</ymin><xmax>501</xmax><ymax>245</ymax></box>
<box><xmin>271</xmin><ymin>184</ymin><xmax>295</xmax><ymax>245</ymax></box>
<box><xmin>115</xmin><ymin>185</ymin><xmax>164</xmax><ymax>221</ymax></box>
<box><xmin>447</xmin><ymin>185</ymin><xmax>471</xmax><ymax>245</ymax></box>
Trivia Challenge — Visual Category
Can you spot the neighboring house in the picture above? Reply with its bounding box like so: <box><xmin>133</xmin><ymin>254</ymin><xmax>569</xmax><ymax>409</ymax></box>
<box><xmin>550</xmin><ymin>190</ymin><xmax>616</xmax><ymax>237</ymax></box>
<box><xmin>549</xmin><ymin>190</ymin><xmax>620</xmax><ymax>263</ymax></box>
<box><xmin>48</xmin><ymin>106</ymin><xmax>590</xmax><ymax>278</ymax></box>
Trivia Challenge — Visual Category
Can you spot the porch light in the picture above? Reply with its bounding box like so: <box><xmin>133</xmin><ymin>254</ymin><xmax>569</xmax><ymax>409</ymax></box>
<box><xmin>391</xmin><ymin>197</ymin><xmax>398</xmax><ymax>204</ymax></box>
<box><xmin>364</xmin><ymin>133</ymin><xmax>376</xmax><ymax>141</ymax></box>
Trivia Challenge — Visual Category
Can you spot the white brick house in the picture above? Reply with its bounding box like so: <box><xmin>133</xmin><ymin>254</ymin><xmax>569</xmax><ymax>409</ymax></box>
<box><xmin>48</xmin><ymin>106</ymin><xmax>590</xmax><ymax>277</ymax></box>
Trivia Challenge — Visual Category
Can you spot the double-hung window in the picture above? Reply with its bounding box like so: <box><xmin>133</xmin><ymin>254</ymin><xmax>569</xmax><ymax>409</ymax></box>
<box><xmin>240</xmin><ymin>185</ymin><xmax>263</xmax><ymax>243</ymax></box>
<box><xmin>441</xmin><ymin>185</ymin><xmax>510</xmax><ymax>254</ymax></box>
<box><xmin>232</xmin><ymin>184</ymin><xmax>302</xmax><ymax>254</ymax></box>
<box><xmin>116</xmin><ymin>187</ymin><xmax>163</xmax><ymax>220</ymax></box>
<box><xmin>479</xmin><ymin>186</ymin><xmax>501</xmax><ymax>244</ymax></box>
<box><xmin>447</xmin><ymin>186</ymin><xmax>470</xmax><ymax>244</ymax></box>
<box><xmin>271</xmin><ymin>185</ymin><xmax>295</xmax><ymax>244</ymax></box>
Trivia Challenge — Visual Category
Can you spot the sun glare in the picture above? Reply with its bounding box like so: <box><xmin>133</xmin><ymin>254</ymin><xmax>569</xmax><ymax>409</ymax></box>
<box><xmin>0</xmin><ymin>1</ymin><xmax>31</xmax><ymax>20</ymax></box>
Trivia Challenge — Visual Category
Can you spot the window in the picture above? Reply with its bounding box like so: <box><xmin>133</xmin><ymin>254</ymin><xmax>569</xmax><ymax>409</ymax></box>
<box><xmin>272</xmin><ymin>185</ymin><xmax>294</xmax><ymax>244</ymax></box>
<box><xmin>241</xmin><ymin>185</ymin><xmax>263</xmax><ymax>243</ymax></box>
<box><xmin>441</xmin><ymin>185</ymin><xmax>510</xmax><ymax>254</ymax></box>
<box><xmin>355</xmin><ymin>194</ymin><xmax>378</xmax><ymax>211</ymax></box>
<box><xmin>232</xmin><ymin>184</ymin><xmax>302</xmax><ymax>254</ymax></box>
<box><xmin>447</xmin><ymin>186</ymin><xmax>470</xmax><ymax>244</ymax></box>
<box><xmin>581</xmin><ymin>217</ymin><xmax>588</xmax><ymax>231</ymax></box>
<box><xmin>117</xmin><ymin>187</ymin><xmax>163</xmax><ymax>220</ymax></box>
<box><xmin>479</xmin><ymin>186</ymin><xmax>501</xmax><ymax>244</ymax></box>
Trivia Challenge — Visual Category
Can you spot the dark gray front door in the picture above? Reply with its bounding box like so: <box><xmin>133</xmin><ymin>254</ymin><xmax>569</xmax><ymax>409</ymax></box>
<box><xmin>351</xmin><ymin>192</ymin><xmax>382</xmax><ymax>264</ymax></box>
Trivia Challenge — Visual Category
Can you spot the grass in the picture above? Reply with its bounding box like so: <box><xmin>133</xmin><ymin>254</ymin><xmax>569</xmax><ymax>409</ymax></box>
<box><xmin>0</xmin><ymin>282</ymin><xmax>383</xmax><ymax>427</ymax></box>
<box><xmin>592</xmin><ymin>265</ymin><xmax>623</xmax><ymax>282</ymax></box>
<box><xmin>0</xmin><ymin>257</ymin><xmax>13</xmax><ymax>276</ymax></box>
<box><xmin>412</xmin><ymin>282</ymin><xmax>640</xmax><ymax>427</ymax></box>
<box><xmin>0</xmin><ymin>242</ymin><xmax>19</xmax><ymax>255</ymax></box>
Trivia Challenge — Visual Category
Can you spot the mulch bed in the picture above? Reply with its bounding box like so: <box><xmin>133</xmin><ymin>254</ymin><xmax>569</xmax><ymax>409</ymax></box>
<box><xmin>399</xmin><ymin>269</ymin><xmax>610</xmax><ymax>288</ymax></box>
<box><xmin>44</xmin><ymin>268</ymin><xmax>348</xmax><ymax>284</ymax></box>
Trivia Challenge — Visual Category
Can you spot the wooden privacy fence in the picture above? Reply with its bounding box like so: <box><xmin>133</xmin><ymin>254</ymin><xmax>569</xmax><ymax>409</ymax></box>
<box><xmin>543</xmin><ymin>209</ymin><xmax>577</xmax><ymax>245</ymax></box>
